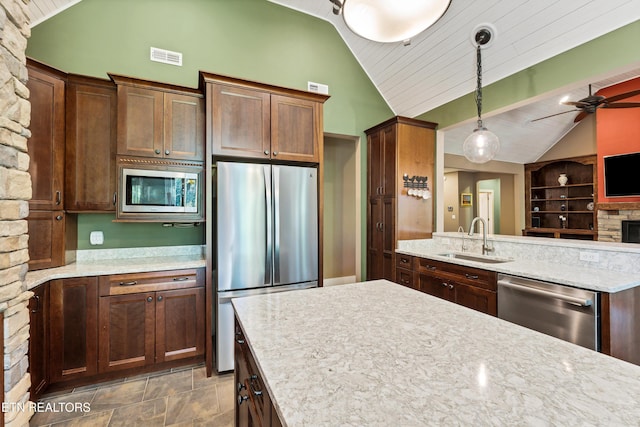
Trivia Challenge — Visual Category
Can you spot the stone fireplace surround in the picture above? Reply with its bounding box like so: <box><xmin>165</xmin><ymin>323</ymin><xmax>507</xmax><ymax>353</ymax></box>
<box><xmin>598</xmin><ymin>208</ymin><xmax>640</xmax><ymax>243</ymax></box>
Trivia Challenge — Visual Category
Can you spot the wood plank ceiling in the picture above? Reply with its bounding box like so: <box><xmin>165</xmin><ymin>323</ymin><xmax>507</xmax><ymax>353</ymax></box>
<box><xmin>28</xmin><ymin>0</ymin><xmax>640</xmax><ymax>163</ymax></box>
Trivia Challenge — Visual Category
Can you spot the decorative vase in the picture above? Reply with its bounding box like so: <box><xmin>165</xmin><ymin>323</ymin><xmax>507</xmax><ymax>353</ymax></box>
<box><xmin>558</xmin><ymin>173</ymin><xmax>568</xmax><ymax>186</ymax></box>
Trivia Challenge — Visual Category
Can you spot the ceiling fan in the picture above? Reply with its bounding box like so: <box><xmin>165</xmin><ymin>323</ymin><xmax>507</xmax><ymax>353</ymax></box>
<box><xmin>531</xmin><ymin>84</ymin><xmax>640</xmax><ymax>123</ymax></box>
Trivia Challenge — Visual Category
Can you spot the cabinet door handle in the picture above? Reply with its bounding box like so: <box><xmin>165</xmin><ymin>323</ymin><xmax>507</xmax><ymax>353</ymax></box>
<box><xmin>237</xmin><ymin>382</ymin><xmax>246</xmax><ymax>392</ymax></box>
<box><xmin>249</xmin><ymin>375</ymin><xmax>263</xmax><ymax>396</ymax></box>
<box><xmin>31</xmin><ymin>295</ymin><xmax>40</xmax><ymax>313</ymax></box>
<box><xmin>55</xmin><ymin>214</ymin><xmax>63</xmax><ymax>221</ymax></box>
<box><xmin>165</xmin><ymin>150</ymin><xmax>170</xmax><ymax>155</ymax></box>
<box><xmin>172</xmin><ymin>277</ymin><xmax>189</xmax><ymax>282</ymax></box>
<box><xmin>465</xmin><ymin>274</ymin><xmax>479</xmax><ymax>280</ymax></box>
<box><xmin>273</xmin><ymin>151</ymin><xmax>278</xmax><ymax>156</ymax></box>
<box><xmin>119</xmin><ymin>281</ymin><xmax>138</xmax><ymax>286</ymax></box>
<box><xmin>155</xmin><ymin>149</ymin><xmax>161</xmax><ymax>154</ymax></box>
<box><xmin>424</xmin><ymin>265</ymin><xmax>436</xmax><ymax>271</ymax></box>
<box><xmin>157</xmin><ymin>296</ymin><xmax>163</xmax><ymax>302</ymax></box>
<box><xmin>448</xmin><ymin>284</ymin><xmax>454</xmax><ymax>290</ymax></box>
<box><xmin>264</xmin><ymin>150</ymin><xmax>270</xmax><ymax>156</ymax></box>
<box><xmin>238</xmin><ymin>395</ymin><xmax>249</xmax><ymax>405</ymax></box>
<box><xmin>56</xmin><ymin>191</ymin><xmax>61</xmax><ymax>205</ymax></box>
<box><xmin>441</xmin><ymin>282</ymin><xmax>448</xmax><ymax>287</ymax></box>
<box><xmin>400</xmin><ymin>258</ymin><xmax>409</xmax><ymax>264</ymax></box>
<box><xmin>146</xmin><ymin>296</ymin><xmax>153</xmax><ymax>302</ymax></box>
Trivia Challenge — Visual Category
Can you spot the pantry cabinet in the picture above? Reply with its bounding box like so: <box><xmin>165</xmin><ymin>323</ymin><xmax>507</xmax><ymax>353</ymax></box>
<box><xmin>65</xmin><ymin>74</ymin><xmax>117</xmax><ymax>212</ymax></box>
<box><xmin>202</xmin><ymin>72</ymin><xmax>329</xmax><ymax>163</ymax></box>
<box><xmin>366</xmin><ymin>117</ymin><xmax>437</xmax><ymax>282</ymax></box>
<box><xmin>110</xmin><ymin>74</ymin><xmax>204</xmax><ymax>161</ymax></box>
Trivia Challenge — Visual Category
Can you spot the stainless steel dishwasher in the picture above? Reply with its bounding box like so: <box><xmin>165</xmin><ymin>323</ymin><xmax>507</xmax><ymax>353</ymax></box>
<box><xmin>497</xmin><ymin>274</ymin><xmax>600</xmax><ymax>351</ymax></box>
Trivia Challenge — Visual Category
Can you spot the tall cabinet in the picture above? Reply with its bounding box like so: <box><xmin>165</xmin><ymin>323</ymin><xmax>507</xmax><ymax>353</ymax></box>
<box><xmin>365</xmin><ymin>116</ymin><xmax>437</xmax><ymax>281</ymax></box>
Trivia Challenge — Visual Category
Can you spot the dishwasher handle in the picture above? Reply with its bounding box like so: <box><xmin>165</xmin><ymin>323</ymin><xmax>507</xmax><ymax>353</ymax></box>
<box><xmin>498</xmin><ymin>280</ymin><xmax>593</xmax><ymax>307</ymax></box>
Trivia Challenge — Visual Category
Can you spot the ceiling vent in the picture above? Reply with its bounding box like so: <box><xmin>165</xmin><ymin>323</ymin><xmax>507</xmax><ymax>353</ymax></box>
<box><xmin>150</xmin><ymin>47</ymin><xmax>183</xmax><ymax>66</ymax></box>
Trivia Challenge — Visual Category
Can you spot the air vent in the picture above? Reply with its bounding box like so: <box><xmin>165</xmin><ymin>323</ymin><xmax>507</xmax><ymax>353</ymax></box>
<box><xmin>307</xmin><ymin>81</ymin><xmax>329</xmax><ymax>95</ymax></box>
<box><xmin>150</xmin><ymin>47</ymin><xmax>183</xmax><ymax>66</ymax></box>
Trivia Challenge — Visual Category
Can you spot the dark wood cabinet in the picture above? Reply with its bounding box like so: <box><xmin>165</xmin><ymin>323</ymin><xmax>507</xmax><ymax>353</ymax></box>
<box><xmin>111</xmin><ymin>74</ymin><xmax>204</xmax><ymax>161</ymax></box>
<box><xmin>49</xmin><ymin>277</ymin><xmax>99</xmax><ymax>382</ymax></box>
<box><xmin>524</xmin><ymin>155</ymin><xmax>597</xmax><ymax>240</ymax></box>
<box><xmin>26</xmin><ymin>210</ymin><xmax>76</xmax><ymax>271</ymax></box>
<box><xmin>26</xmin><ymin>59</ymin><xmax>66</xmax><ymax>211</ymax></box>
<box><xmin>202</xmin><ymin>72</ymin><xmax>328</xmax><ymax>163</ymax></box>
<box><xmin>98</xmin><ymin>269</ymin><xmax>205</xmax><ymax>373</ymax></box>
<box><xmin>366</xmin><ymin>117</ymin><xmax>437</xmax><ymax>281</ymax></box>
<box><xmin>235</xmin><ymin>318</ymin><xmax>282</xmax><ymax>427</ymax></box>
<box><xmin>65</xmin><ymin>74</ymin><xmax>117</xmax><ymax>212</ymax></box>
<box><xmin>29</xmin><ymin>284</ymin><xmax>49</xmax><ymax>400</ymax></box>
<box><xmin>396</xmin><ymin>255</ymin><xmax>497</xmax><ymax>316</ymax></box>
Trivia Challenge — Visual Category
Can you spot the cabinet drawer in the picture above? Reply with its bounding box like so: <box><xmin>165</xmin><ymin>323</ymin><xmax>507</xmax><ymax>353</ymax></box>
<box><xmin>416</xmin><ymin>258</ymin><xmax>496</xmax><ymax>291</ymax></box>
<box><xmin>395</xmin><ymin>254</ymin><xmax>414</xmax><ymax>270</ymax></box>
<box><xmin>99</xmin><ymin>268</ymin><xmax>203</xmax><ymax>296</ymax></box>
<box><xmin>396</xmin><ymin>268</ymin><xmax>417</xmax><ymax>290</ymax></box>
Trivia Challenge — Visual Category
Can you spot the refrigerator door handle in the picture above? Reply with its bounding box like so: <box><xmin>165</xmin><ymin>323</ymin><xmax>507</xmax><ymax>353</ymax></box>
<box><xmin>264</xmin><ymin>165</ymin><xmax>273</xmax><ymax>286</ymax></box>
<box><xmin>273</xmin><ymin>166</ymin><xmax>281</xmax><ymax>284</ymax></box>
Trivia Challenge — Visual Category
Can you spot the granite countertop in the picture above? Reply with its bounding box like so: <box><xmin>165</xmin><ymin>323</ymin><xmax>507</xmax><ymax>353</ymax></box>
<box><xmin>233</xmin><ymin>280</ymin><xmax>640</xmax><ymax>426</ymax></box>
<box><xmin>25</xmin><ymin>246</ymin><xmax>205</xmax><ymax>290</ymax></box>
<box><xmin>397</xmin><ymin>238</ymin><xmax>640</xmax><ymax>293</ymax></box>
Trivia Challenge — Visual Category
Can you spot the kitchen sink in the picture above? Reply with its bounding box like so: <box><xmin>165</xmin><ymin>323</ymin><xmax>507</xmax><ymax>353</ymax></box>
<box><xmin>436</xmin><ymin>252</ymin><xmax>513</xmax><ymax>264</ymax></box>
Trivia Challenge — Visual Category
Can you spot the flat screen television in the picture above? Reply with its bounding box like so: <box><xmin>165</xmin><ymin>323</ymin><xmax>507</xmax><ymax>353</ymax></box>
<box><xmin>604</xmin><ymin>152</ymin><xmax>640</xmax><ymax>197</ymax></box>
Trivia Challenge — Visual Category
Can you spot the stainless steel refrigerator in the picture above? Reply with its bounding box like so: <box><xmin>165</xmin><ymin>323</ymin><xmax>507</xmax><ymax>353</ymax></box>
<box><xmin>215</xmin><ymin>161</ymin><xmax>318</xmax><ymax>372</ymax></box>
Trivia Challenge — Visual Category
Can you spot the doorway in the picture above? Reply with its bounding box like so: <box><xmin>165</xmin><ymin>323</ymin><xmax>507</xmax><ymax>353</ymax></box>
<box><xmin>477</xmin><ymin>189</ymin><xmax>495</xmax><ymax>234</ymax></box>
<box><xmin>323</xmin><ymin>133</ymin><xmax>361</xmax><ymax>285</ymax></box>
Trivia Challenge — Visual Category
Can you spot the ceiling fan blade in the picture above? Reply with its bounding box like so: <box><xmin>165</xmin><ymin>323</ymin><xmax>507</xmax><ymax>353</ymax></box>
<box><xmin>602</xmin><ymin>102</ymin><xmax>640</xmax><ymax>108</ymax></box>
<box><xmin>603</xmin><ymin>89</ymin><xmax>640</xmax><ymax>103</ymax></box>
<box><xmin>574</xmin><ymin>110</ymin><xmax>589</xmax><ymax>123</ymax></box>
<box><xmin>530</xmin><ymin>109</ymin><xmax>577</xmax><ymax>122</ymax></box>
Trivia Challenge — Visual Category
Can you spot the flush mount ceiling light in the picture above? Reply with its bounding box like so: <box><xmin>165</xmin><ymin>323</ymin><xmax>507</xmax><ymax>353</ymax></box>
<box><xmin>462</xmin><ymin>24</ymin><xmax>500</xmax><ymax>164</ymax></box>
<box><xmin>330</xmin><ymin>0</ymin><xmax>451</xmax><ymax>43</ymax></box>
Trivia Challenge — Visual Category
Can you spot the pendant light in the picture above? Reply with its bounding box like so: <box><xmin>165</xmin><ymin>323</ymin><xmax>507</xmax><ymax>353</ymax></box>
<box><xmin>330</xmin><ymin>0</ymin><xmax>451</xmax><ymax>43</ymax></box>
<box><xmin>463</xmin><ymin>26</ymin><xmax>500</xmax><ymax>164</ymax></box>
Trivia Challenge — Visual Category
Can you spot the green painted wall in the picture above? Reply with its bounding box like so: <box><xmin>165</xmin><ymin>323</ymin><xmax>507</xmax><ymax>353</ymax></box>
<box><xmin>27</xmin><ymin>0</ymin><xmax>393</xmax><ymax>266</ymax></box>
<box><xmin>417</xmin><ymin>20</ymin><xmax>640</xmax><ymax>128</ymax></box>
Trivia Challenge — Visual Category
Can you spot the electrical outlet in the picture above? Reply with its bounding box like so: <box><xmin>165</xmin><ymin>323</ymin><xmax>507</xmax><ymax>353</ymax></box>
<box><xmin>90</xmin><ymin>231</ymin><xmax>104</xmax><ymax>245</ymax></box>
<box><xmin>579</xmin><ymin>251</ymin><xmax>599</xmax><ymax>263</ymax></box>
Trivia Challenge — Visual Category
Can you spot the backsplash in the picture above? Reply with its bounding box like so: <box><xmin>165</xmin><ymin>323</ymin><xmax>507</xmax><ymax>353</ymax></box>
<box><xmin>399</xmin><ymin>232</ymin><xmax>640</xmax><ymax>275</ymax></box>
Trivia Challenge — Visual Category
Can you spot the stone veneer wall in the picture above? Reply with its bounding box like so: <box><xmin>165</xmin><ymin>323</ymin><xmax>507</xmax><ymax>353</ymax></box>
<box><xmin>597</xmin><ymin>210</ymin><xmax>640</xmax><ymax>242</ymax></box>
<box><xmin>0</xmin><ymin>0</ymin><xmax>33</xmax><ymax>425</ymax></box>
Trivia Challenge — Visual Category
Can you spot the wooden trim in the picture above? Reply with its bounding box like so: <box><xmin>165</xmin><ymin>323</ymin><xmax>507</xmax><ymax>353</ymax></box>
<box><xmin>364</xmin><ymin>115</ymin><xmax>437</xmax><ymax>134</ymax></box>
<box><xmin>109</xmin><ymin>73</ymin><xmax>203</xmax><ymax>97</ymax></box>
<box><xmin>597</xmin><ymin>202</ymin><xmax>640</xmax><ymax>210</ymax></box>
<box><xmin>199</xmin><ymin>71</ymin><xmax>330</xmax><ymax>103</ymax></box>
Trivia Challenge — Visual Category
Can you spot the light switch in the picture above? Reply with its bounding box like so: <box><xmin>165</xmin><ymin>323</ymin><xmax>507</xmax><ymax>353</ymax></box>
<box><xmin>90</xmin><ymin>231</ymin><xmax>104</xmax><ymax>245</ymax></box>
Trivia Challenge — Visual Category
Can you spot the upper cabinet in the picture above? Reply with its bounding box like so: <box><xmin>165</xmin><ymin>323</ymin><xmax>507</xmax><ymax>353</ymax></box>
<box><xmin>110</xmin><ymin>74</ymin><xmax>204</xmax><ymax>162</ymax></box>
<box><xmin>524</xmin><ymin>155</ymin><xmax>597</xmax><ymax>240</ymax></box>
<box><xmin>65</xmin><ymin>74</ymin><xmax>118</xmax><ymax>212</ymax></box>
<box><xmin>201</xmin><ymin>72</ymin><xmax>329</xmax><ymax>163</ymax></box>
<box><xmin>27</xmin><ymin>59</ymin><xmax>66</xmax><ymax>211</ymax></box>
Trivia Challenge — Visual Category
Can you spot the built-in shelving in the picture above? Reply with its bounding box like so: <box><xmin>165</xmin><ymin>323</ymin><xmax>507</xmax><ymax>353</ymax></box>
<box><xmin>524</xmin><ymin>155</ymin><xmax>597</xmax><ymax>240</ymax></box>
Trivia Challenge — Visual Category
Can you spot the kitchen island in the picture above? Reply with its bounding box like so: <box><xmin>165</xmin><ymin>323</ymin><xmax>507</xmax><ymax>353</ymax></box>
<box><xmin>233</xmin><ymin>280</ymin><xmax>640</xmax><ymax>426</ymax></box>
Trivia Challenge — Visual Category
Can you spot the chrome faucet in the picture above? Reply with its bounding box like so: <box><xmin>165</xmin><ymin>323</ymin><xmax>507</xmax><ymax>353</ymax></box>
<box><xmin>469</xmin><ymin>217</ymin><xmax>494</xmax><ymax>255</ymax></box>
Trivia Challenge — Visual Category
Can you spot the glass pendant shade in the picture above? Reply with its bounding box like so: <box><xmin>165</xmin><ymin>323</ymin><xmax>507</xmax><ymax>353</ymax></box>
<box><xmin>462</xmin><ymin>127</ymin><xmax>500</xmax><ymax>164</ymax></box>
<box><xmin>342</xmin><ymin>0</ymin><xmax>451</xmax><ymax>43</ymax></box>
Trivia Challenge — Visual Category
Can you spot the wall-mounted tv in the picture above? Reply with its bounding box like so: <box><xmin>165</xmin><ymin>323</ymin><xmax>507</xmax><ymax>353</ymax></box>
<box><xmin>604</xmin><ymin>152</ymin><xmax>640</xmax><ymax>197</ymax></box>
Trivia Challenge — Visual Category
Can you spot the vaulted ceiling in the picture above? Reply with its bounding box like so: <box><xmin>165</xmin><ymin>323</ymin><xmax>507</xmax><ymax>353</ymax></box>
<box><xmin>29</xmin><ymin>0</ymin><xmax>640</xmax><ymax>164</ymax></box>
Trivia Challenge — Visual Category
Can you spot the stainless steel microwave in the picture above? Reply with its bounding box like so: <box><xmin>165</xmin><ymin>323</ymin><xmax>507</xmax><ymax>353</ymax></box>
<box><xmin>120</xmin><ymin>167</ymin><xmax>199</xmax><ymax>214</ymax></box>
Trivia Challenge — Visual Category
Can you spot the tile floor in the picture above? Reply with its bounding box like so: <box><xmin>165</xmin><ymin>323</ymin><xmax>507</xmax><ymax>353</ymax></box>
<box><xmin>29</xmin><ymin>364</ymin><xmax>234</xmax><ymax>426</ymax></box>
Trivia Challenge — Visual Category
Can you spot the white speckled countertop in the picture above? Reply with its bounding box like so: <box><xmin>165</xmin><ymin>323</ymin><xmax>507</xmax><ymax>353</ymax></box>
<box><xmin>25</xmin><ymin>245</ymin><xmax>205</xmax><ymax>290</ymax></box>
<box><xmin>233</xmin><ymin>280</ymin><xmax>640</xmax><ymax>426</ymax></box>
<box><xmin>398</xmin><ymin>234</ymin><xmax>640</xmax><ymax>293</ymax></box>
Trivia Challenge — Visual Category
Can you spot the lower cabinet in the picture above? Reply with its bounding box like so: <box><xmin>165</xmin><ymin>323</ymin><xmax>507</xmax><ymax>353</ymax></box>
<box><xmin>235</xmin><ymin>319</ymin><xmax>282</xmax><ymax>427</ymax></box>
<box><xmin>395</xmin><ymin>255</ymin><xmax>497</xmax><ymax>316</ymax></box>
<box><xmin>29</xmin><ymin>267</ymin><xmax>205</xmax><ymax>395</ymax></box>
<box><xmin>98</xmin><ymin>269</ymin><xmax>205</xmax><ymax>373</ymax></box>
<box><xmin>29</xmin><ymin>284</ymin><xmax>49</xmax><ymax>400</ymax></box>
<box><xmin>49</xmin><ymin>277</ymin><xmax>98</xmax><ymax>383</ymax></box>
